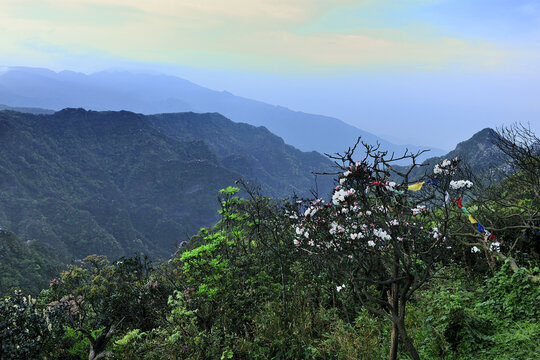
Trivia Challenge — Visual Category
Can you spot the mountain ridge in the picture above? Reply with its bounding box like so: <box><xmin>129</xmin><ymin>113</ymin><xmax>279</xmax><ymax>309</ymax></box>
<box><xmin>0</xmin><ymin>67</ymin><xmax>446</xmax><ymax>160</ymax></box>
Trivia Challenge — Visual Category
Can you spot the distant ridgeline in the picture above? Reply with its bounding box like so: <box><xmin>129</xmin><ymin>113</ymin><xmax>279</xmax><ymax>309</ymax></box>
<box><xmin>0</xmin><ymin>109</ymin><xmax>333</xmax><ymax>276</ymax></box>
<box><xmin>393</xmin><ymin>128</ymin><xmax>508</xmax><ymax>182</ymax></box>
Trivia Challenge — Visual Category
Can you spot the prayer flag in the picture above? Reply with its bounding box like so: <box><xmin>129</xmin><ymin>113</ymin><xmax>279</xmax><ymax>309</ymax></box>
<box><xmin>468</xmin><ymin>215</ymin><xmax>477</xmax><ymax>224</ymax></box>
<box><xmin>408</xmin><ymin>182</ymin><xmax>425</xmax><ymax>191</ymax></box>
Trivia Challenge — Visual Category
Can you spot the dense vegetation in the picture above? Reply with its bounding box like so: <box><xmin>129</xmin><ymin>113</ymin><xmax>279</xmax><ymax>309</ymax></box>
<box><xmin>1</xmin><ymin>124</ymin><xmax>538</xmax><ymax>359</ymax></box>
<box><xmin>0</xmin><ymin>109</ymin><xmax>332</xmax><ymax>295</ymax></box>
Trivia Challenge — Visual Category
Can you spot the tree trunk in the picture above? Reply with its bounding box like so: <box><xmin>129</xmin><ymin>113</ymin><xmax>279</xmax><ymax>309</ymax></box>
<box><xmin>388</xmin><ymin>322</ymin><xmax>399</xmax><ymax>360</ymax></box>
<box><xmin>397</xmin><ymin>316</ymin><xmax>420</xmax><ymax>360</ymax></box>
<box><xmin>86</xmin><ymin>319</ymin><xmax>122</xmax><ymax>360</ymax></box>
<box><xmin>388</xmin><ymin>283</ymin><xmax>399</xmax><ymax>360</ymax></box>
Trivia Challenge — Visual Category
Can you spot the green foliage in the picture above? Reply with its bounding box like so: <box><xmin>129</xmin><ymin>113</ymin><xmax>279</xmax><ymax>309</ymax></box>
<box><xmin>61</xmin><ymin>327</ymin><xmax>104</xmax><ymax>359</ymax></box>
<box><xmin>0</xmin><ymin>228</ymin><xmax>63</xmax><ymax>297</ymax></box>
<box><xmin>0</xmin><ymin>290</ymin><xmax>65</xmax><ymax>359</ymax></box>
<box><xmin>408</xmin><ymin>264</ymin><xmax>539</xmax><ymax>360</ymax></box>
<box><xmin>315</xmin><ymin>309</ymin><xmax>385</xmax><ymax>360</ymax></box>
<box><xmin>477</xmin><ymin>261</ymin><xmax>540</xmax><ymax>322</ymax></box>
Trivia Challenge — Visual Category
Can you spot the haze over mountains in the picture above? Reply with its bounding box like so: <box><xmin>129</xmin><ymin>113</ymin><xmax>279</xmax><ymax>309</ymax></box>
<box><xmin>0</xmin><ymin>67</ymin><xmax>445</xmax><ymax>160</ymax></box>
<box><xmin>0</xmin><ymin>66</ymin><xmax>508</xmax><ymax>296</ymax></box>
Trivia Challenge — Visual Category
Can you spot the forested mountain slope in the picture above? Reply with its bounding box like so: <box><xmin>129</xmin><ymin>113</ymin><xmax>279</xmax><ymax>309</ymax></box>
<box><xmin>0</xmin><ymin>109</ymin><xmax>332</xmax><ymax>264</ymax></box>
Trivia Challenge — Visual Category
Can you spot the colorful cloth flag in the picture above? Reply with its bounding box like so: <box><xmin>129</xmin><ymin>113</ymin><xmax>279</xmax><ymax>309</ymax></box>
<box><xmin>477</xmin><ymin>223</ymin><xmax>485</xmax><ymax>232</ymax></box>
<box><xmin>468</xmin><ymin>215</ymin><xmax>477</xmax><ymax>224</ymax></box>
<box><xmin>462</xmin><ymin>207</ymin><xmax>470</xmax><ymax>216</ymax></box>
<box><xmin>445</xmin><ymin>191</ymin><xmax>450</xmax><ymax>204</ymax></box>
<box><xmin>455</xmin><ymin>197</ymin><xmax>463</xmax><ymax>208</ymax></box>
<box><xmin>408</xmin><ymin>182</ymin><xmax>425</xmax><ymax>191</ymax></box>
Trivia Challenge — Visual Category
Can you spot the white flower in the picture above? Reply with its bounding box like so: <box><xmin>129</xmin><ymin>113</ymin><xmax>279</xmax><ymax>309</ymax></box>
<box><xmin>367</xmin><ymin>240</ymin><xmax>376</xmax><ymax>247</ymax></box>
<box><xmin>374</xmin><ymin>228</ymin><xmax>391</xmax><ymax>241</ymax></box>
<box><xmin>449</xmin><ymin>180</ymin><xmax>473</xmax><ymax>190</ymax></box>
<box><xmin>350</xmin><ymin>233</ymin><xmax>358</xmax><ymax>240</ymax></box>
<box><xmin>340</xmin><ymin>178</ymin><xmax>346</xmax><ymax>185</ymax></box>
<box><xmin>366</xmin><ymin>210</ymin><xmax>372</xmax><ymax>216</ymax></box>
<box><xmin>295</xmin><ymin>227</ymin><xmax>303</xmax><ymax>235</ymax></box>
<box><xmin>490</xmin><ymin>242</ymin><xmax>501</xmax><ymax>252</ymax></box>
<box><xmin>343</xmin><ymin>171</ymin><xmax>352</xmax><ymax>177</ymax></box>
<box><xmin>293</xmin><ymin>239</ymin><xmax>300</xmax><ymax>246</ymax></box>
<box><xmin>471</xmin><ymin>246</ymin><xmax>480</xmax><ymax>253</ymax></box>
<box><xmin>336</xmin><ymin>284</ymin><xmax>346</xmax><ymax>292</ymax></box>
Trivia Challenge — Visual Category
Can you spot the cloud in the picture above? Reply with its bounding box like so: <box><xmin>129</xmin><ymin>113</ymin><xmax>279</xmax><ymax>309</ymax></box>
<box><xmin>0</xmin><ymin>0</ymin><xmax>534</xmax><ymax>73</ymax></box>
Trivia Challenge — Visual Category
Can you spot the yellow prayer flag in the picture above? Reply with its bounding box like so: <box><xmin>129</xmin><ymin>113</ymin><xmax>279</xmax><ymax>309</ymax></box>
<box><xmin>408</xmin><ymin>182</ymin><xmax>425</xmax><ymax>191</ymax></box>
<box><xmin>468</xmin><ymin>215</ymin><xmax>477</xmax><ymax>224</ymax></box>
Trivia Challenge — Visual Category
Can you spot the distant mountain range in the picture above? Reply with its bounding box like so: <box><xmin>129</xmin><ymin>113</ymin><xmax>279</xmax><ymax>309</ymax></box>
<box><xmin>0</xmin><ymin>67</ymin><xmax>445</xmax><ymax>160</ymax></box>
<box><xmin>0</xmin><ymin>108</ymin><xmax>333</xmax><ymax>266</ymax></box>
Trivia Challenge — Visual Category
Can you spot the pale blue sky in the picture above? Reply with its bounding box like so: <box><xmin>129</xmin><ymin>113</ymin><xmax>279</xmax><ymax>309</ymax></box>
<box><xmin>1</xmin><ymin>0</ymin><xmax>539</xmax><ymax>149</ymax></box>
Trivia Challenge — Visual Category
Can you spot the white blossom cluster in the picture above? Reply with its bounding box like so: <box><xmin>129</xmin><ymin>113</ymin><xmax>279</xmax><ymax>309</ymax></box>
<box><xmin>449</xmin><ymin>180</ymin><xmax>473</xmax><ymax>189</ymax></box>
<box><xmin>373</xmin><ymin>228</ymin><xmax>391</xmax><ymax>241</ymax></box>
<box><xmin>385</xmin><ymin>181</ymin><xmax>397</xmax><ymax>190</ymax></box>
<box><xmin>332</xmin><ymin>187</ymin><xmax>356</xmax><ymax>205</ymax></box>
<box><xmin>489</xmin><ymin>241</ymin><xmax>501</xmax><ymax>252</ymax></box>
<box><xmin>471</xmin><ymin>246</ymin><xmax>481</xmax><ymax>253</ymax></box>
<box><xmin>411</xmin><ymin>205</ymin><xmax>427</xmax><ymax>216</ymax></box>
<box><xmin>433</xmin><ymin>157</ymin><xmax>458</xmax><ymax>175</ymax></box>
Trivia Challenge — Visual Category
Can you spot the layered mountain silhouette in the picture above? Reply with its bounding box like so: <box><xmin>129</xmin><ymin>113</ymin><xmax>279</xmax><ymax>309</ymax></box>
<box><xmin>0</xmin><ymin>67</ymin><xmax>445</xmax><ymax>160</ymax></box>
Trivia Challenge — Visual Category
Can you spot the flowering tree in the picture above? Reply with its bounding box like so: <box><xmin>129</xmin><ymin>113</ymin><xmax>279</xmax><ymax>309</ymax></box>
<box><xmin>292</xmin><ymin>141</ymin><xmax>475</xmax><ymax>360</ymax></box>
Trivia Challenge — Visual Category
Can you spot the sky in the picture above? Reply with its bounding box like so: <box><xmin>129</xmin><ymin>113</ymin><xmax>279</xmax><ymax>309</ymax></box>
<box><xmin>1</xmin><ymin>0</ymin><xmax>539</xmax><ymax>149</ymax></box>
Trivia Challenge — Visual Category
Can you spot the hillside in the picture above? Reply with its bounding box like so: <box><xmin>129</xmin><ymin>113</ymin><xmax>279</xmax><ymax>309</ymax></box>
<box><xmin>0</xmin><ymin>67</ymin><xmax>445</xmax><ymax>160</ymax></box>
<box><xmin>0</xmin><ymin>109</ymin><xmax>332</xmax><ymax>264</ymax></box>
<box><xmin>0</xmin><ymin>227</ymin><xmax>63</xmax><ymax>295</ymax></box>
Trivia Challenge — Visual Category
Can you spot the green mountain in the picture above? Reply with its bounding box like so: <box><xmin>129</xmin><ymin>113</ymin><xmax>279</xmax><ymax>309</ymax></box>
<box><xmin>0</xmin><ymin>109</ymin><xmax>332</xmax><ymax>266</ymax></box>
